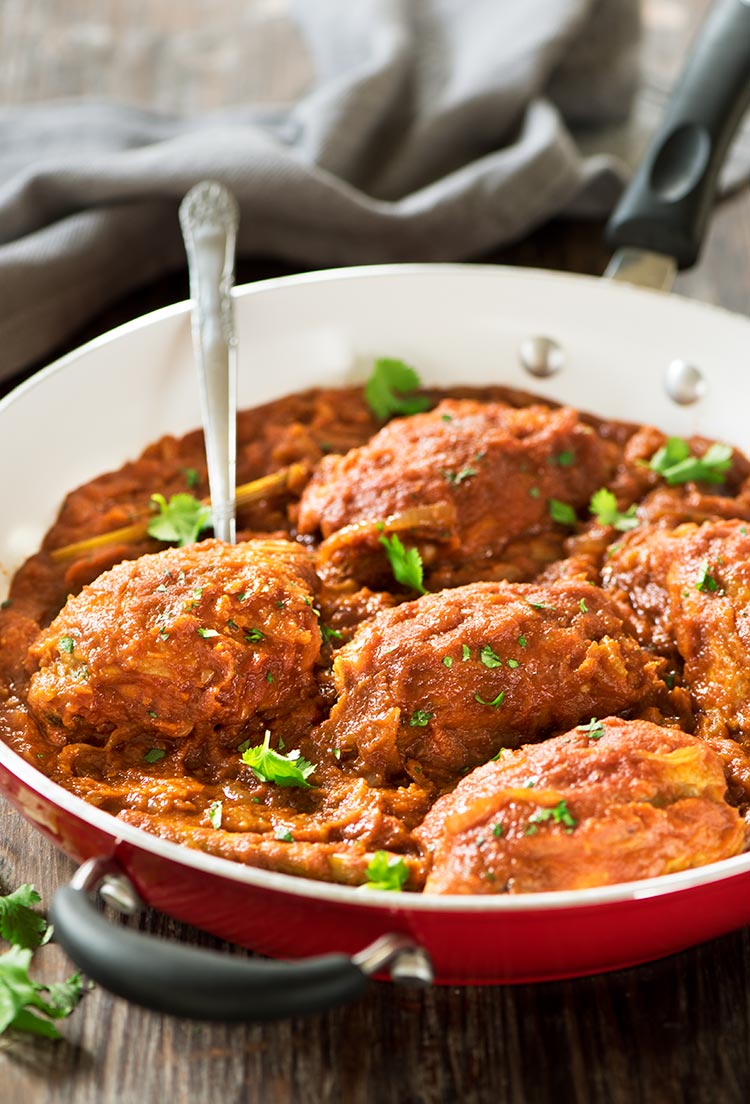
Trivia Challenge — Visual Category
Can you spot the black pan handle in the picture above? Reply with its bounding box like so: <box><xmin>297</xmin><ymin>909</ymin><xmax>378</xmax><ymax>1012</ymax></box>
<box><xmin>50</xmin><ymin>859</ymin><xmax>432</xmax><ymax>1022</ymax></box>
<box><xmin>605</xmin><ymin>0</ymin><xmax>750</xmax><ymax>268</ymax></box>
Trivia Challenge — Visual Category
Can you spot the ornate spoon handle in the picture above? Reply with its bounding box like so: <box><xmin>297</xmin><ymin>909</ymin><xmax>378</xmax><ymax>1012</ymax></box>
<box><xmin>179</xmin><ymin>180</ymin><xmax>240</xmax><ymax>544</ymax></box>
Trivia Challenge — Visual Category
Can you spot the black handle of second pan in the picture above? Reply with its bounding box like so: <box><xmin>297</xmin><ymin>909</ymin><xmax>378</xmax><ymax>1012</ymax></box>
<box><xmin>605</xmin><ymin>0</ymin><xmax>750</xmax><ymax>268</ymax></box>
<box><xmin>51</xmin><ymin>885</ymin><xmax>372</xmax><ymax>1022</ymax></box>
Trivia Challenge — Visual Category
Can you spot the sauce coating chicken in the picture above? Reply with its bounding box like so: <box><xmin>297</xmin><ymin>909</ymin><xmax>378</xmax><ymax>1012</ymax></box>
<box><xmin>26</xmin><ymin>539</ymin><xmax>323</xmax><ymax>754</ymax></box>
<box><xmin>317</xmin><ymin>580</ymin><xmax>668</xmax><ymax>788</ymax></box>
<box><xmin>416</xmin><ymin>718</ymin><xmax>747</xmax><ymax>893</ymax></box>
<box><xmin>602</xmin><ymin>518</ymin><xmax>750</xmax><ymax>802</ymax></box>
<box><xmin>298</xmin><ymin>400</ymin><xmax>619</xmax><ymax>588</ymax></box>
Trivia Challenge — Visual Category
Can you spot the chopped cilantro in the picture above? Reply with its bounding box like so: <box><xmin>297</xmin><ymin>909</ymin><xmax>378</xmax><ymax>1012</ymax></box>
<box><xmin>241</xmin><ymin>730</ymin><xmax>315</xmax><ymax>788</ymax></box>
<box><xmin>518</xmin><ymin>635</ymin><xmax>527</xmax><ymax>648</ymax></box>
<box><xmin>197</xmin><ymin>627</ymin><xmax>219</xmax><ymax>639</ymax></box>
<box><xmin>144</xmin><ymin>748</ymin><xmax>166</xmax><ymax>764</ymax></box>
<box><xmin>695</xmin><ymin>559</ymin><xmax>720</xmax><ymax>593</ymax></box>
<box><xmin>58</xmin><ymin>636</ymin><xmax>75</xmax><ymax>655</ymax></box>
<box><xmin>550</xmin><ymin>450</ymin><xmax>575</xmax><ymax>467</ymax></box>
<box><xmin>507</xmin><ymin>658</ymin><xmax>520</xmax><ymax>669</ymax></box>
<box><xmin>227</xmin><ymin>619</ymin><xmax>239</xmax><ymax>631</ymax></box>
<box><xmin>527</xmin><ymin>799</ymin><xmax>577</xmax><ymax>833</ymax></box>
<box><xmin>266</xmin><ymin>671</ymin><xmax>274</xmax><ymax>684</ymax></box>
<box><xmin>274</xmin><ymin>825</ymin><xmax>294</xmax><ymax>842</ymax></box>
<box><xmin>548</xmin><ymin>499</ymin><xmax>577</xmax><ymax>526</ymax></box>
<box><xmin>379</xmin><ymin>533</ymin><xmax>427</xmax><ymax>594</ymax></box>
<box><xmin>409</xmin><ymin>710</ymin><xmax>434</xmax><ymax>727</ymax></box>
<box><xmin>480</xmin><ymin>645</ymin><xmax>503</xmax><ymax>669</ymax></box>
<box><xmin>649</xmin><ymin>438</ymin><xmax>732</xmax><ymax>485</ymax></box>
<box><xmin>579</xmin><ymin>598</ymin><xmax>589</xmax><ymax>613</ymax></box>
<box><xmin>364</xmin><ymin>358</ymin><xmax>431</xmax><ymax>421</ymax></box>
<box><xmin>492</xmin><ymin>823</ymin><xmax>504</xmax><ymax>838</ymax></box>
<box><xmin>589</xmin><ymin>488</ymin><xmax>638</xmax><ymax>532</ymax></box>
<box><xmin>244</xmin><ymin>628</ymin><xmax>265</xmax><ymax>643</ymax></box>
<box><xmin>363</xmin><ymin>851</ymin><xmax>409</xmax><ymax>892</ymax></box>
<box><xmin>441</xmin><ymin>413</ymin><xmax>453</xmax><ymax>422</ymax></box>
<box><xmin>474</xmin><ymin>691</ymin><xmax>505</xmax><ymax>708</ymax></box>
<box><xmin>442</xmin><ymin>656</ymin><xmax>453</xmax><ymax>668</ymax></box>
<box><xmin>147</xmin><ymin>493</ymin><xmax>212</xmax><ymax>547</ymax></box>
<box><xmin>528</xmin><ymin>486</ymin><xmax>541</xmax><ymax>499</ymax></box>
<box><xmin>208</xmin><ymin>801</ymin><xmax>223</xmax><ymax>829</ymax></box>
<box><xmin>577</xmin><ymin>718</ymin><xmax>605</xmax><ymax>740</ymax></box>
<box><xmin>461</xmin><ymin>644</ymin><xmax>471</xmax><ymax>661</ymax></box>
<box><xmin>443</xmin><ymin>466</ymin><xmax>477</xmax><ymax>486</ymax></box>
<box><xmin>321</xmin><ymin>624</ymin><xmax>343</xmax><ymax>644</ymax></box>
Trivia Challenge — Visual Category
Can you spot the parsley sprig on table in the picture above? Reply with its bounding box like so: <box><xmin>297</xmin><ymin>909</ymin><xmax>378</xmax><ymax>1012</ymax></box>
<box><xmin>0</xmin><ymin>883</ymin><xmax>87</xmax><ymax>1039</ymax></box>
<box><xmin>147</xmin><ymin>492</ymin><xmax>213</xmax><ymax>547</ymax></box>
<box><xmin>364</xmin><ymin>358</ymin><xmax>432</xmax><ymax>421</ymax></box>
<box><xmin>589</xmin><ymin>488</ymin><xmax>639</xmax><ymax>532</ymax></box>
<box><xmin>363</xmin><ymin>852</ymin><xmax>409</xmax><ymax>892</ymax></box>
<box><xmin>379</xmin><ymin>533</ymin><xmax>427</xmax><ymax>595</ymax></box>
<box><xmin>241</xmin><ymin>730</ymin><xmax>316</xmax><ymax>788</ymax></box>
<box><xmin>648</xmin><ymin>438</ymin><xmax>732</xmax><ymax>485</ymax></box>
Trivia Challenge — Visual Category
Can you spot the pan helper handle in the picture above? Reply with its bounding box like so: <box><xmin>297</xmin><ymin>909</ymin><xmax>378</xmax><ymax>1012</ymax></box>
<box><xmin>606</xmin><ymin>0</ymin><xmax>750</xmax><ymax>272</ymax></box>
<box><xmin>50</xmin><ymin>858</ymin><xmax>433</xmax><ymax>1022</ymax></box>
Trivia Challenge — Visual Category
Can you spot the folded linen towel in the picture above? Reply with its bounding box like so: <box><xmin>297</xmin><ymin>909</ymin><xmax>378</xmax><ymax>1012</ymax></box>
<box><xmin>0</xmin><ymin>0</ymin><xmax>642</xmax><ymax>381</ymax></box>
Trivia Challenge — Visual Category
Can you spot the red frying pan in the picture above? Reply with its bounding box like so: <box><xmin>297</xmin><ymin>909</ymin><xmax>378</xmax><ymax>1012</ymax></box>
<box><xmin>0</xmin><ymin>0</ymin><xmax>749</xmax><ymax>1019</ymax></box>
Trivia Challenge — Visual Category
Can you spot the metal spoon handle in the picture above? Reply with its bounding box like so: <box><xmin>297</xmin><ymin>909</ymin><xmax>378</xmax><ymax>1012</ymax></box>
<box><xmin>179</xmin><ymin>181</ymin><xmax>240</xmax><ymax>544</ymax></box>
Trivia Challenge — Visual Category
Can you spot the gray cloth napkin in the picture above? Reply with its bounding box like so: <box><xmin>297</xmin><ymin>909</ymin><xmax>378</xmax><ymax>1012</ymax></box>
<box><xmin>0</xmin><ymin>0</ymin><xmax>641</xmax><ymax>381</ymax></box>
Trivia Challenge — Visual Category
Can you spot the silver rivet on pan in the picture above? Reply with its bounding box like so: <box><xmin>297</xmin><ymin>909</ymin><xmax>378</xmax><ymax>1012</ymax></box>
<box><xmin>99</xmin><ymin>873</ymin><xmax>143</xmax><ymax>916</ymax></box>
<box><xmin>519</xmin><ymin>336</ymin><xmax>564</xmax><ymax>378</ymax></box>
<box><xmin>665</xmin><ymin>359</ymin><xmax>705</xmax><ymax>405</ymax></box>
<box><xmin>389</xmin><ymin>946</ymin><xmax>435</xmax><ymax>987</ymax></box>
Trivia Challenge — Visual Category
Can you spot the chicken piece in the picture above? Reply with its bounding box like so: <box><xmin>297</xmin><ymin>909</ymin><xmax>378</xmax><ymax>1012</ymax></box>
<box><xmin>26</xmin><ymin>538</ymin><xmax>322</xmax><ymax>749</ymax></box>
<box><xmin>316</xmin><ymin>580</ymin><xmax>668</xmax><ymax>788</ymax></box>
<box><xmin>416</xmin><ymin>718</ymin><xmax>748</xmax><ymax>894</ymax></box>
<box><xmin>298</xmin><ymin>400</ymin><xmax>619</xmax><ymax>588</ymax></box>
<box><xmin>602</xmin><ymin>518</ymin><xmax>750</xmax><ymax>801</ymax></box>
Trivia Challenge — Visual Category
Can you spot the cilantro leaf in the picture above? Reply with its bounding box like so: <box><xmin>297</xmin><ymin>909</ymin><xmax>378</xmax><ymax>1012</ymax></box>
<box><xmin>379</xmin><ymin>533</ymin><xmax>427</xmax><ymax>594</ymax></box>
<box><xmin>363</xmin><ymin>851</ymin><xmax>409</xmax><ymax>892</ymax></box>
<box><xmin>548</xmin><ymin>499</ymin><xmax>578</xmax><ymax>527</ymax></box>
<box><xmin>649</xmin><ymin>438</ymin><xmax>732</xmax><ymax>486</ymax></box>
<box><xmin>526</xmin><ymin>799</ymin><xmax>577</xmax><ymax>834</ymax></box>
<box><xmin>695</xmin><ymin>559</ymin><xmax>720</xmax><ymax>593</ymax></box>
<box><xmin>0</xmin><ymin>885</ymin><xmax>46</xmax><ymax>950</ymax></box>
<box><xmin>409</xmin><ymin>710</ymin><xmax>434</xmax><ymax>727</ymax></box>
<box><xmin>480</xmin><ymin>645</ymin><xmax>503</xmax><ymax>669</ymax></box>
<box><xmin>0</xmin><ymin>945</ymin><xmax>85</xmax><ymax>1039</ymax></box>
<box><xmin>208</xmin><ymin>801</ymin><xmax>223</xmax><ymax>829</ymax></box>
<box><xmin>364</xmin><ymin>358</ymin><xmax>431</xmax><ymax>421</ymax></box>
<box><xmin>577</xmin><ymin>718</ymin><xmax>605</xmax><ymax>740</ymax></box>
<box><xmin>147</xmin><ymin>493</ymin><xmax>213</xmax><ymax>547</ymax></box>
<box><xmin>241</xmin><ymin>730</ymin><xmax>316</xmax><ymax>788</ymax></box>
<box><xmin>589</xmin><ymin>488</ymin><xmax>639</xmax><ymax>532</ymax></box>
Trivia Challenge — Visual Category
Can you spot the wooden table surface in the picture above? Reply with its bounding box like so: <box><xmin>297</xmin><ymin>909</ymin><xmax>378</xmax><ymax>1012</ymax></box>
<box><xmin>2</xmin><ymin>3</ymin><xmax>750</xmax><ymax>1101</ymax></box>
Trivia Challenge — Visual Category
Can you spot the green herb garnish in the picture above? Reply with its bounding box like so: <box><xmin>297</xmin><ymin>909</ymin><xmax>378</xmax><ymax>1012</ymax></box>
<box><xmin>491</xmin><ymin>823</ymin><xmax>504</xmax><ymax>838</ymax></box>
<box><xmin>321</xmin><ymin>624</ymin><xmax>343</xmax><ymax>644</ymax></box>
<box><xmin>461</xmin><ymin>644</ymin><xmax>471</xmax><ymax>661</ymax></box>
<box><xmin>589</xmin><ymin>488</ymin><xmax>638</xmax><ymax>532</ymax></box>
<box><xmin>57</xmin><ymin>636</ymin><xmax>75</xmax><ymax>655</ymax></box>
<box><xmin>363</xmin><ymin>851</ymin><xmax>409</xmax><ymax>892</ymax></box>
<box><xmin>379</xmin><ymin>533</ymin><xmax>427</xmax><ymax>594</ymax></box>
<box><xmin>208</xmin><ymin>801</ymin><xmax>223</xmax><ymax>829</ymax></box>
<box><xmin>274</xmin><ymin>825</ymin><xmax>294</xmax><ymax>842</ymax></box>
<box><xmin>474</xmin><ymin>691</ymin><xmax>505</xmax><ymax>708</ymax></box>
<box><xmin>196</xmin><ymin>627</ymin><xmax>219</xmax><ymax>639</ymax></box>
<box><xmin>695</xmin><ymin>559</ymin><xmax>720</xmax><ymax>593</ymax></box>
<box><xmin>244</xmin><ymin>628</ymin><xmax>265</xmax><ymax>643</ymax></box>
<box><xmin>443</xmin><ymin>466</ymin><xmax>477</xmax><ymax>486</ymax></box>
<box><xmin>409</xmin><ymin>710</ymin><xmax>434</xmax><ymax>727</ymax></box>
<box><xmin>442</xmin><ymin>656</ymin><xmax>453</xmax><ymax>668</ymax></box>
<box><xmin>480</xmin><ymin>645</ymin><xmax>503</xmax><ymax>669</ymax></box>
<box><xmin>0</xmin><ymin>943</ymin><xmax>85</xmax><ymax>1039</ymax></box>
<box><xmin>148</xmin><ymin>493</ymin><xmax>212</xmax><ymax>547</ymax></box>
<box><xmin>0</xmin><ymin>885</ymin><xmax>46</xmax><ymax>951</ymax></box>
<box><xmin>144</xmin><ymin>748</ymin><xmax>166</xmax><ymax>764</ymax></box>
<box><xmin>182</xmin><ymin>467</ymin><xmax>200</xmax><ymax>489</ymax></box>
<box><xmin>241</xmin><ymin>731</ymin><xmax>315</xmax><ymax>788</ymax></box>
<box><xmin>550</xmin><ymin>450</ymin><xmax>575</xmax><ymax>467</ymax></box>
<box><xmin>526</xmin><ymin>799</ymin><xmax>577</xmax><ymax>834</ymax></box>
<box><xmin>548</xmin><ymin>499</ymin><xmax>577</xmax><ymax>527</ymax></box>
<box><xmin>577</xmin><ymin>718</ymin><xmax>605</xmax><ymax>740</ymax></box>
<box><xmin>649</xmin><ymin>438</ymin><xmax>732</xmax><ymax>485</ymax></box>
<box><xmin>364</xmin><ymin>358</ymin><xmax>431</xmax><ymax>421</ymax></box>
